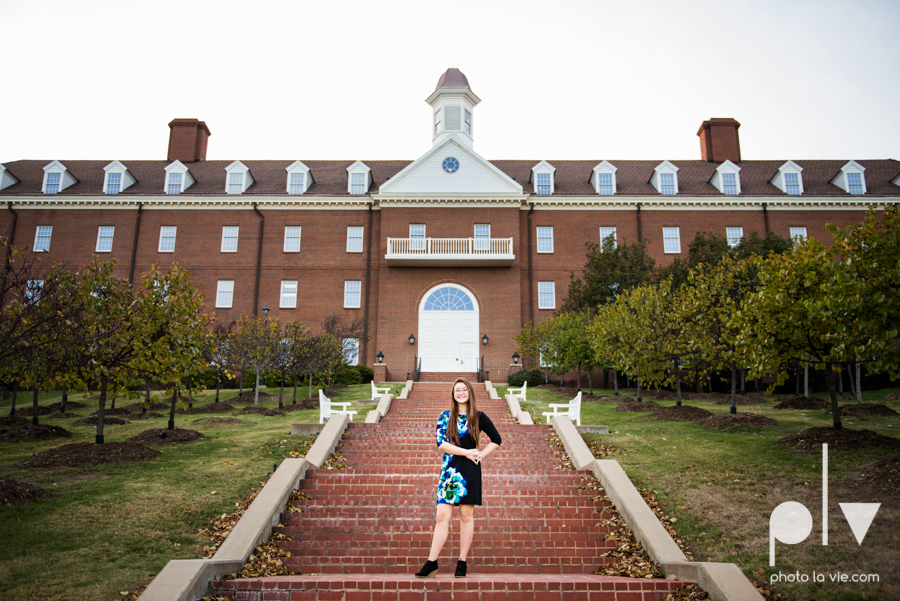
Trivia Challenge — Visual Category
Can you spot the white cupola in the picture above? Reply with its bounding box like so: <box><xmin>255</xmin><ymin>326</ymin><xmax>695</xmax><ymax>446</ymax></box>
<box><xmin>425</xmin><ymin>68</ymin><xmax>480</xmax><ymax>150</ymax></box>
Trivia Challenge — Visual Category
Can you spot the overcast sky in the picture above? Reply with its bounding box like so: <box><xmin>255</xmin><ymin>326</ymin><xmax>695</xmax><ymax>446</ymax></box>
<box><xmin>2</xmin><ymin>0</ymin><xmax>898</xmax><ymax>164</ymax></box>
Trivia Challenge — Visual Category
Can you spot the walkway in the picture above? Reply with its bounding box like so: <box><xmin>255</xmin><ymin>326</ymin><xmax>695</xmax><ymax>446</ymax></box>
<box><xmin>210</xmin><ymin>382</ymin><xmax>683</xmax><ymax>600</ymax></box>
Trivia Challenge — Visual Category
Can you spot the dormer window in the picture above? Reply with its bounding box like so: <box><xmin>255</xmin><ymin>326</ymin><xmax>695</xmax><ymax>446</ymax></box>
<box><xmin>651</xmin><ymin>161</ymin><xmax>679</xmax><ymax>195</ymax></box>
<box><xmin>831</xmin><ymin>161</ymin><xmax>867</xmax><ymax>195</ymax></box>
<box><xmin>42</xmin><ymin>161</ymin><xmax>76</xmax><ymax>194</ymax></box>
<box><xmin>285</xmin><ymin>161</ymin><xmax>313</xmax><ymax>194</ymax></box>
<box><xmin>592</xmin><ymin>161</ymin><xmax>617</xmax><ymax>195</ymax></box>
<box><xmin>0</xmin><ymin>165</ymin><xmax>19</xmax><ymax>191</ymax></box>
<box><xmin>225</xmin><ymin>161</ymin><xmax>254</xmax><ymax>195</ymax></box>
<box><xmin>770</xmin><ymin>161</ymin><xmax>804</xmax><ymax>195</ymax></box>
<box><xmin>103</xmin><ymin>161</ymin><xmax>135</xmax><ymax>195</ymax></box>
<box><xmin>164</xmin><ymin>161</ymin><xmax>195</xmax><ymax>195</ymax></box>
<box><xmin>531</xmin><ymin>161</ymin><xmax>556</xmax><ymax>196</ymax></box>
<box><xmin>711</xmin><ymin>160</ymin><xmax>741</xmax><ymax>195</ymax></box>
<box><xmin>346</xmin><ymin>161</ymin><xmax>372</xmax><ymax>195</ymax></box>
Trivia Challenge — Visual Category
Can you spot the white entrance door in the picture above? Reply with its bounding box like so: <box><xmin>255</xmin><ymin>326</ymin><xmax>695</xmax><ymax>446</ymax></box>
<box><xmin>419</xmin><ymin>285</ymin><xmax>479</xmax><ymax>372</ymax></box>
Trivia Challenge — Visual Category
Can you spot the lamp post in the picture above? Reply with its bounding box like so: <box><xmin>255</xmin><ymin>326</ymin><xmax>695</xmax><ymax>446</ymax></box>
<box><xmin>262</xmin><ymin>304</ymin><xmax>270</xmax><ymax>325</ymax></box>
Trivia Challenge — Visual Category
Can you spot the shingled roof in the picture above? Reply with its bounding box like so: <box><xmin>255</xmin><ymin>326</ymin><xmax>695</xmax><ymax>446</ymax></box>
<box><xmin>2</xmin><ymin>159</ymin><xmax>899</xmax><ymax>198</ymax></box>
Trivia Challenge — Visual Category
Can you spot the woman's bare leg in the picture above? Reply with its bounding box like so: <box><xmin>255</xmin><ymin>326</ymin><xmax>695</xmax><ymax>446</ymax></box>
<box><xmin>427</xmin><ymin>504</ymin><xmax>453</xmax><ymax>561</ymax></box>
<box><xmin>458</xmin><ymin>505</ymin><xmax>475</xmax><ymax>561</ymax></box>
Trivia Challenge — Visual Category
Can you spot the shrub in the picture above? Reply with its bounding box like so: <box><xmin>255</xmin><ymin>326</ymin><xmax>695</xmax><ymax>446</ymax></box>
<box><xmin>336</xmin><ymin>367</ymin><xmax>362</xmax><ymax>385</ymax></box>
<box><xmin>354</xmin><ymin>365</ymin><xmax>374</xmax><ymax>384</ymax></box>
<box><xmin>507</xmin><ymin>369</ymin><xmax>543</xmax><ymax>388</ymax></box>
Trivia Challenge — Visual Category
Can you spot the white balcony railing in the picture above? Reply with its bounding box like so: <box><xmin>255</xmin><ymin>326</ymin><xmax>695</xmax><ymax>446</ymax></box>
<box><xmin>386</xmin><ymin>237</ymin><xmax>515</xmax><ymax>267</ymax></box>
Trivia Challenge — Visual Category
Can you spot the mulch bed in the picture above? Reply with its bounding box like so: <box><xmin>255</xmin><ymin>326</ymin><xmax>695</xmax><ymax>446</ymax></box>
<box><xmin>853</xmin><ymin>455</ymin><xmax>900</xmax><ymax>495</ymax></box>
<box><xmin>72</xmin><ymin>416</ymin><xmax>131</xmax><ymax>427</ymax></box>
<box><xmin>882</xmin><ymin>392</ymin><xmax>900</xmax><ymax>402</ymax></box>
<box><xmin>20</xmin><ymin>441</ymin><xmax>161</xmax><ymax>469</ymax></box>
<box><xmin>230</xmin><ymin>392</ymin><xmax>280</xmax><ymax>404</ymax></box>
<box><xmin>130</xmin><ymin>412</ymin><xmax>166</xmax><ymax>419</ymax></box>
<box><xmin>89</xmin><ymin>407</ymin><xmax>135</xmax><ymax>417</ymax></box>
<box><xmin>14</xmin><ymin>405</ymin><xmax>56</xmax><ymax>417</ymax></box>
<box><xmin>46</xmin><ymin>400</ymin><xmax>88</xmax><ymax>410</ymax></box>
<box><xmin>175</xmin><ymin>403</ymin><xmax>236</xmax><ymax>415</ymax></box>
<box><xmin>834</xmin><ymin>403</ymin><xmax>899</xmax><ymax>418</ymax></box>
<box><xmin>773</xmin><ymin>396</ymin><xmax>830</xmax><ymax>410</ymax></box>
<box><xmin>697</xmin><ymin>413</ymin><xmax>780</xmax><ymax>431</ymax></box>
<box><xmin>0</xmin><ymin>478</ymin><xmax>50</xmax><ymax>506</ymax></box>
<box><xmin>585</xmin><ymin>395</ymin><xmax>623</xmax><ymax>403</ymax></box>
<box><xmin>236</xmin><ymin>406</ymin><xmax>285</xmax><ymax>416</ymax></box>
<box><xmin>0</xmin><ymin>416</ymin><xmax>74</xmax><ymax>442</ymax></box>
<box><xmin>713</xmin><ymin>392</ymin><xmax>771</xmax><ymax>405</ymax></box>
<box><xmin>777</xmin><ymin>427</ymin><xmax>900</xmax><ymax>452</ymax></box>
<box><xmin>614</xmin><ymin>400</ymin><xmax>662</xmax><ymax>412</ymax></box>
<box><xmin>650</xmin><ymin>405</ymin><xmax>714</xmax><ymax>422</ymax></box>
<box><xmin>45</xmin><ymin>412</ymin><xmax>83</xmax><ymax>419</ymax></box>
<box><xmin>273</xmin><ymin>399</ymin><xmax>318</xmax><ymax>411</ymax></box>
<box><xmin>128</xmin><ymin>428</ymin><xmax>205</xmax><ymax>445</ymax></box>
<box><xmin>192</xmin><ymin>417</ymin><xmax>246</xmax><ymax>426</ymax></box>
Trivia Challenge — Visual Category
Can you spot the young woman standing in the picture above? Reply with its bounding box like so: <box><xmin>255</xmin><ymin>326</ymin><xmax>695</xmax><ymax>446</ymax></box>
<box><xmin>415</xmin><ymin>378</ymin><xmax>502</xmax><ymax>578</ymax></box>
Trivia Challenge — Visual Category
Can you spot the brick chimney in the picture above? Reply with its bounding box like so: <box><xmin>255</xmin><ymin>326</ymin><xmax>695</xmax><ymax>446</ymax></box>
<box><xmin>697</xmin><ymin>118</ymin><xmax>741</xmax><ymax>162</ymax></box>
<box><xmin>167</xmin><ymin>119</ymin><xmax>211</xmax><ymax>162</ymax></box>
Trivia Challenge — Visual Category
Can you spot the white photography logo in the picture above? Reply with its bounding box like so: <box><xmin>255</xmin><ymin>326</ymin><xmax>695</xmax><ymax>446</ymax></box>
<box><xmin>769</xmin><ymin>443</ymin><xmax>881</xmax><ymax>566</ymax></box>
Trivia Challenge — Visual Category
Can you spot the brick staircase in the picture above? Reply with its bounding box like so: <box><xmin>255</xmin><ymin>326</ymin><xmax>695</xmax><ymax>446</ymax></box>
<box><xmin>210</xmin><ymin>382</ymin><xmax>684</xmax><ymax>600</ymax></box>
<box><xmin>415</xmin><ymin>372</ymin><xmax>481</xmax><ymax>383</ymax></box>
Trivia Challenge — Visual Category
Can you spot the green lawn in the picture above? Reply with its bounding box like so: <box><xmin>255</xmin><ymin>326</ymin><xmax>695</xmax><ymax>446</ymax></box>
<box><xmin>0</xmin><ymin>382</ymin><xmax>403</xmax><ymax>601</ymax></box>
<box><xmin>498</xmin><ymin>383</ymin><xmax>900</xmax><ymax>601</ymax></box>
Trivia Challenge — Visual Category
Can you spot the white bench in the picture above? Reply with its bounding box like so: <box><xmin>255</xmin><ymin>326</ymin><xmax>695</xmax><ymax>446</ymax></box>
<box><xmin>371</xmin><ymin>381</ymin><xmax>391</xmax><ymax>401</ymax></box>
<box><xmin>319</xmin><ymin>389</ymin><xmax>357</xmax><ymax>424</ymax></box>
<box><xmin>507</xmin><ymin>380</ymin><xmax>527</xmax><ymax>402</ymax></box>
<box><xmin>543</xmin><ymin>391</ymin><xmax>582</xmax><ymax>426</ymax></box>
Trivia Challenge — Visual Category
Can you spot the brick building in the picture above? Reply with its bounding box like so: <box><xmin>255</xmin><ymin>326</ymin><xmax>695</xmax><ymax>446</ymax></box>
<box><xmin>2</xmin><ymin>68</ymin><xmax>898</xmax><ymax>382</ymax></box>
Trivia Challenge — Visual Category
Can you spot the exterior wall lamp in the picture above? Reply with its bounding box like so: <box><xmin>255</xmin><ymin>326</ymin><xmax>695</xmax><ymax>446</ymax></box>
<box><xmin>512</xmin><ymin>352</ymin><xmax>520</xmax><ymax>364</ymax></box>
<box><xmin>482</xmin><ymin>334</ymin><xmax>489</xmax><ymax>345</ymax></box>
<box><xmin>377</xmin><ymin>351</ymin><xmax>384</xmax><ymax>363</ymax></box>
<box><xmin>409</xmin><ymin>334</ymin><xmax>416</xmax><ymax>345</ymax></box>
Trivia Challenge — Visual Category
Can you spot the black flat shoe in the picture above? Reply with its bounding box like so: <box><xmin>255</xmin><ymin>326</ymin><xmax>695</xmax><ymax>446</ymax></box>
<box><xmin>454</xmin><ymin>560</ymin><xmax>467</xmax><ymax>578</ymax></box>
<box><xmin>415</xmin><ymin>560</ymin><xmax>438</xmax><ymax>578</ymax></box>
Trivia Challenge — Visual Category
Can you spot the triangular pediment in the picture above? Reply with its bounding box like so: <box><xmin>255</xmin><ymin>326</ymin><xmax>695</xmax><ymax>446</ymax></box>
<box><xmin>378</xmin><ymin>138</ymin><xmax>523</xmax><ymax>196</ymax></box>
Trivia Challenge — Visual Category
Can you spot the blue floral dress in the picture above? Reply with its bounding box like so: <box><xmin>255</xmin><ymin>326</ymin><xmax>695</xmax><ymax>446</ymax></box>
<box><xmin>435</xmin><ymin>411</ymin><xmax>502</xmax><ymax>506</ymax></box>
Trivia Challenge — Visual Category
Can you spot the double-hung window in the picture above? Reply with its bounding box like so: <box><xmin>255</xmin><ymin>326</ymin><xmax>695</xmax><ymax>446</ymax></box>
<box><xmin>34</xmin><ymin>226</ymin><xmax>52</xmax><ymax>252</ymax></box>
<box><xmin>722</xmin><ymin>173</ymin><xmax>738</xmax><ymax>195</ymax></box>
<box><xmin>663</xmin><ymin>227</ymin><xmax>681</xmax><ymax>254</ymax></box>
<box><xmin>284</xmin><ymin>226</ymin><xmax>301</xmax><ymax>252</ymax></box>
<box><xmin>280</xmin><ymin>280</ymin><xmax>298</xmax><ymax>308</ymax></box>
<box><xmin>25</xmin><ymin>280</ymin><xmax>44</xmax><ymax>305</ymax></box>
<box><xmin>726</xmin><ymin>227</ymin><xmax>743</xmax><ymax>247</ymax></box>
<box><xmin>159</xmin><ymin>226</ymin><xmax>177</xmax><ymax>252</ymax></box>
<box><xmin>106</xmin><ymin>172</ymin><xmax>122</xmax><ymax>195</ymax></box>
<box><xmin>221</xmin><ymin>226</ymin><xmax>239</xmax><ymax>252</ymax></box>
<box><xmin>346</xmin><ymin>226</ymin><xmax>363</xmax><ymax>253</ymax></box>
<box><xmin>216</xmin><ymin>280</ymin><xmax>234</xmax><ymax>309</ymax></box>
<box><xmin>464</xmin><ymin>109</ymin><xmax>472</xmax><ymax>135</ymax></box>
<box><xmin>343</xmin><ymin>338</ymin><xmax>360</xmax><ymax>366</ymax></box>
<box><xmin>790</xmin><ymin>227</ymin><xmax>807</xmax><ymax>241</ymax></box>
<box><xmin>847</xmin><ymin>173</ymin><xmax>865</xmax><ymax>195</ymax></box>
<box><xmin>538</xmin><ymin>282</ymin><xmax>556</xmax><ymax>310</ymax></box>
<box><xmin>351</xmin><ymin>173</ymin><xmax>366</xmax><ymax>195</ymax></box>
<box><xmin>536</xmin><ymin>173</ymin><xmax>551</xmax><ymax>195</ymax></box>
<box><xmin>167</xmin><ymin>173</ymin><xmax>183</xmax><ymax>195</ymax></box>
<box><xmin>537</xmin><ymin>227</ymin><xmax>553</xmax><ymax>253</ymax></box>
<box><xmin>474</xmin><ymin>224</ymin><xmax>490</xmax><ymax>251</ymax></box>
<box><xmin>96</xmin><ymin>226</ymin><xmax>115</xmax><ymax>252</ymax></box>
<box><xmin>660</xmin><ymin>173</ymin><xmax>676</xmax><ymax>195</ymax></box>
<box><xmin>599</xmin><ymin>227</ymin><xmax>617</xmax><ymax>250</ymax></box>
<box><xmin>289</xmin><ymin>173</ymin><xmax>305</xmax><ymax>195</ymax></box>
<box><xmin>785</xmin><ymin>172</ymin><xmax>801</xmax><ymax>195</ymax></box>
<box><xmin>44</xmin><ymin>173</ymin><xmax>61</xmax><ymax>195</ymax></box>
<box><xmin>410</xmin><ymin>224</ymin><xmax>426</xmax><ymax>251</ymax></box>
<box><xmin>227</xmin><ymin>173</ymin><xmax>244</xmax><ymax>195</ymax></box>
<box><xmin>344</xmin><ymin>281</ymin><xmax>361</xmax><ymax>308</ymax></box>
<box><xmin>597</xmin><ymin>173</ymin><xmax>614</xmax><ymax>195</ymax></box>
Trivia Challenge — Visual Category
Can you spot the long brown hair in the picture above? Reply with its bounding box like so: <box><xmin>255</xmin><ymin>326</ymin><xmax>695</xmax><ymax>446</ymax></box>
<box><xmin>447</xmin><ymin>378</ymin><xmax>480</xmax><ymax>446</ymax></box>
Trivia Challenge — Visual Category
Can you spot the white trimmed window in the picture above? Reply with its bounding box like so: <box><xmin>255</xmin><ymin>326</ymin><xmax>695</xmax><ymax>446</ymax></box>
<box><xmin>34</xmin><ymin>226</ymin><xmax>52</xmax><ymax>252</ymax></box>
<box><xmin>771</xmin><ymin>161</ymin><xmax>804</xmax><ymax>195</ymax></box>
<box><xmin>474</xmin><ymin>224</ymin><xmax>490</xmax><ymax>251</ymax></box>
<box><xmin>225</xmin><ymin>161</ymin><xmax>254</xmax><ymax>195</ymax></box>
<box><xmin>346</xmin><ymin>161</ymin><xmax>371</xmax><ymax>195</ymax></box>
<box><xmin>344</xmin><ymin>281</ymin><xmax>361</xmax><ymax>308</ymax></box>
<box><xmin>25</xmin><ymin>280</ymin><xmax>43</xmax><ymax>305</ymax></box>
<box><xmin>103</xmin><ymin>161</ymin><xmax>135</xmax><ymax>194</ymax></box>
<box><xmin>343</xmin><ymin>338</ymin><xmax>360</xmax><ymax>366</ymax></box>
<box><xmin>284</xmin><ymin>226</ymin><xmax>301</xmax><ymax>252</ymax></box>
<box><xmin>96</xmin><ymin>226</ymin><xmax>115</xmax><ymax>252</ymax></box>
<box><xmin>158</xmin><ymin>226</ymin><xmax>177</xmax><ymax>252</ymax></box>
<box><xmin>410</xmin><ymin>224</ymin><xmax>425</xmax><ymax>251</ymax></box>
<box><xmin>599</xmin><ymin>226</ymin><xmax>617</xmax><ymax>250</ymax></box>
<box><xmin>221</xmin><ymin>226</ymin><xmax>239</xmax><ymax>252</ymax></box>
<box><xmin>285</xmin><ymin>161</ymin><xmax>313</xmax><ymax>194</ymax></box>
<box><xmin>167</xmin><ymin>173</ymin><xmax>183</xmax><ymax>195</ymax></box>
<box><xmin>216</xmin><ymin>280</ymin><xmax>234</xmax><ymax>309</ymax></box>
<box><xmin>537</xmin><ymin>227</ymin><xmax>553</xmax><ymax>253</ymax></box>
<box><xmin>722</xmin><ymin>173</ymin><xmax>738</xmax><ymax>195</ymax></box>
<box><xmin>434</xmin><ymin>109</ymin><xmax>441</xmax><ymax>135</ymax></box>
<box><xmin>351</xmin><ymin>173</ymin><xmax>366</xmax><ymax>195</ymax></box>
<box><xmin>42</xmin><ymin>161</ymin><xmax>76</xmax><ymax>194</ymax></box>
<box><xmin>536</xmin><ymin>173</ymin><xmax>551</xmax><ymax>195</ymax></box>
<box><xmin>538</xmin><ymin>282</ymin><xmax>556</xmax><ymax>310</ymax></box>
<box><xmin>280</xmin><ymin>280</ymin><xmax>298</xmax><ymax>309</ymax></box>
<box><xmin>347</xmin><ymin>226</ymin><xmax>363</xmax><ymax>253</ymax></box>
<box><xmin>711</xmin><ymin>160</ymin><xmax>741</xmax><ymax>195</ymax></box>
<box><xmin>165</xmin><ymin>160</ymin><xmax>195</xmax><ymax>194</ymax></box>
<box><xmin>790</xmin><ymin>227</ymin><xmax>807</xmax><ymax>241</ymax></box>
<box><xmin>531</xmin><ymin>161</ymin><xmax>556</xmax><ymax>196</ymax></box>
<box><xmin>228</xmin><ymin>173</ymin><xmax>243</xmax><ymax>195</ymax></box>
<box><xmin>831</xmin><ymin>161</ymin><xmax>867</xmax><ymax>195</ymax></box>
<box><xmin>464</xmin><ymin>109</ymin><xmax>472</xmax><ymax>135</ymax></box>
<box><xmin>663</xmin><ymin>227</ymin><xmax>681</xmax><ymax>254</ymax></box>
<box><xmin>726</xmin><ymin>227</ymin><xmax>743</xmax><ymax>247</ymax></box>
<box><xmin>651</xmin><ymin>161</ymin><xmax>679</xmax><ymax>195</ymax></box>
<box><xmin>289</xmin><ymin>173</ymin><xmax>305</xmax><ymax>194</ymax></box>
<box><xmin>592</xmin><ymin>161</ymin><xmax>617</xmax><ymax>195</ymax></box>
<box><xmin>106</xmin><ymin>173</ymin><xmax>122</xmax><ymax>195</ymax></box>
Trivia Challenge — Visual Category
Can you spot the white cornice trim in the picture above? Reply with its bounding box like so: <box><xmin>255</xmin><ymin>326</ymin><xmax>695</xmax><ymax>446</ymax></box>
<box><xmin>3</xmin><ymin>195</ymin><xmax>374</xmax><ymax>209</ymax></box>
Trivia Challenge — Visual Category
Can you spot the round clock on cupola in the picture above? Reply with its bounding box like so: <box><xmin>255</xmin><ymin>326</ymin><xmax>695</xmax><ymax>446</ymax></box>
<box><xmin>442</xmin><ymin>157</ymin><xmax>460</xmax><ymax>173</ymax></box>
